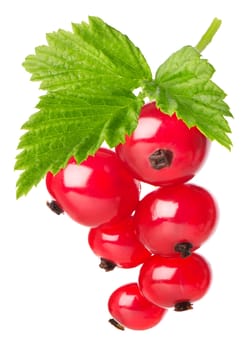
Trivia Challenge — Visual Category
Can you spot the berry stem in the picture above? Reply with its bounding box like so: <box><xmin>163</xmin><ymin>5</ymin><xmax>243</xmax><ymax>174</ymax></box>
<box><xmin>174</xmin><ymin>242</ymin><xmax>193</xmax><ymax>258</ymax></box>
<box><xmin>149</xmin><ymin>149</ymin><xmax>173</xmax><ymax>170</ymax></box>
<box><xmin>108</xmin><ymin>318</ymin><xmax>125</xmax><ymax>331</ymax></box>
<box><xmin>195</xmin><ymin>18</ymin><xmax>222</xmax><ymax>53</ymax></box>
<box><xmin>174</xmin><ymin>301</ymin><xmax>193</xmax><ymax>312</ymax></box>
<box><xmin>99</xmin><ymin>258</ymin><xmax>117</xmax><ymax>272</ymax></box>
<box><xmin>46</xmin><ymin>200</ymin><xmax>64</xmax><ymax>215</ymax></box>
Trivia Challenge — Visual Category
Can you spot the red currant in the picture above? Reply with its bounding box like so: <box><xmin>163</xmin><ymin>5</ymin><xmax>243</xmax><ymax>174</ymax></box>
<box><xmin>116</xmin><ymin>102</ymin><xmax>209</xmax><ymax>186</ymax></box>
<box><xmin>134</xmin><ymin>183</ymin><xmax>218</xmax><ymax>257</ymax></box>
<box><xmin>138</xmin><ymin>253</ymin><xmax>211</xmax><ymax>310</ymax></box>
<box><xmin>108</xmin><ymin>282</ymin><xmax>167</xmax><ymax>330</ymax></box>
<box><xmin>46</xmin><ymin>148</ymin><xmax>140</xmax><ymax>227</ymax></box>
<box><xmin>88</xmin><ymin>216</ymin><xmax>151</xmax><ymax>270</ymax></box>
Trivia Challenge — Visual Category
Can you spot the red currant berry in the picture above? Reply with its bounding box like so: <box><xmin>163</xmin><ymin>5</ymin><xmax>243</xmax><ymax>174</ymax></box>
<box><xmin>116</xmin><ymin>102</ymin><xmax>209</xmax><ymax>186</ymax></box>
<box><xmin>108</xmin><ymin>282</ymin><xmax>167</xmax><ymax>330</ymax></box>
<box><xmin>134</xmin><ymin>183</ymin><xmax>218</xmax><ymax>257</ymax></box>
<box><xmin>88</xmin><ymin>217</ymin><xmax>151</xmax><ymax>270</ymax></box>
<box><xmin>138</xmin><ymin>253</ymin><xmax>211</xmax><ymax>310</ymax></box>
<box><xmin>46</xmin><ymin>148</ymin><xmax>140</xmax><ymax>227</ymax></box>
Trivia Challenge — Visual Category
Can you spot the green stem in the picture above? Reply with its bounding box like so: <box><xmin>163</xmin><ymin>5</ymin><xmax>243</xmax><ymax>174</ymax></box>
<box><xmin>195</xmin><ymin>18</ymin><xmax>222</xmax><ymax>53</ymax></box>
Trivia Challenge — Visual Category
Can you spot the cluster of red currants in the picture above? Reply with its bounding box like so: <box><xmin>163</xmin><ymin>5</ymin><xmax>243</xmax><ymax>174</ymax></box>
<box><xmin>46</xmin><ymin>102</ymin><xmax>218</xmax><ymax>331</ymax></box>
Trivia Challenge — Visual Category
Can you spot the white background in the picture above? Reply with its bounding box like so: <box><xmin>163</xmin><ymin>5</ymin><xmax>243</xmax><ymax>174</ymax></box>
<box><xmin>1</xmin><ymin>0</ymin><xmax>251</xmax><ymax>349</ymax></box>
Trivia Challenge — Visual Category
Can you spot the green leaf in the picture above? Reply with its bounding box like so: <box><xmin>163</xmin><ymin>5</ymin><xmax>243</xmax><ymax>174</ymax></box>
<box><xmin>143</xmin><ymin>45</ymin><xmax>233</xmax><ymax>149</ymax></box>
<box><xmin>16</xmin><ymin>89</ymin><xmax>144</xmax><ymax>198</ymax></box>
<box><xmin>16</xmin><ymin>16</ymin><xmax>152</xmax><ymax>198</ymax></box>
<box><xmin>23</xmin><ymin>16</ymin><xmax>152</xmax><ymax>91</ymax></box>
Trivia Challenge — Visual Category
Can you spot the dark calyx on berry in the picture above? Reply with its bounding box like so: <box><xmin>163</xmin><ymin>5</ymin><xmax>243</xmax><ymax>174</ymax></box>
<box><xmin>149</xmin><ymin>149</ymin><xmax>173</xmax><ymax>170</ymax></box>
<box><xmin>46</xmin><ymin>200</ymin><xmax>64</xmax><ymax>215</ymax></box>
<box><xmin>174</xmin><ymin>301</ymin><xmax>193</xmax><ymax>312</ymax></box>
<box><xmin>99</xmin><ymin>258</ymin><xmax>117</xmax><ymax>272</ymax></box>
<box><xmin>108</xmin><ymin>318</ymin><xmax>125</xmax><ymax>331</ymax></box>
<box><xmin>174</xmin><ymin>242</ymin><xmax>193</xmax><ymax>258</ymax></box>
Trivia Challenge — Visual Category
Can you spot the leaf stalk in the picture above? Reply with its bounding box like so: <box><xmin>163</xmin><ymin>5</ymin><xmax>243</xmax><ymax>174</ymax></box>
<box><xmin>195</xmin><ymin>18</ymin><xmax>222</xmax><ymax>53</ymax></box>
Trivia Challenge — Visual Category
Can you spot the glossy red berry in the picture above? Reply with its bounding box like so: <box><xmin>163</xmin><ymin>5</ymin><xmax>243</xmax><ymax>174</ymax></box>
<box><xmin>108</xmin><ymin>282</ymin><xmax>167</xmax><ymax>330</ymax></box>
<box><xmin>46</xmin><ymin>148</ymin><xmax>140</xmax><ymax>227</ymax></box>
<box><xmin>138</xmin><ymin>253</ymin><xmax>211</xmax><ymax>310</ymax></box>
<box><xmin>88</xmin><ymin>217</ymin><xmax>151</xmax><ymax>270</ymax></box>
<box><xmin>116</xmin><ymin>102</ymin><xmax>209</xmax><ymax>186</ymax></box>
<box><xmin>134</xmin><ymin>183</ymin><xmax>218</xmax><ymax>257</ymax></box>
